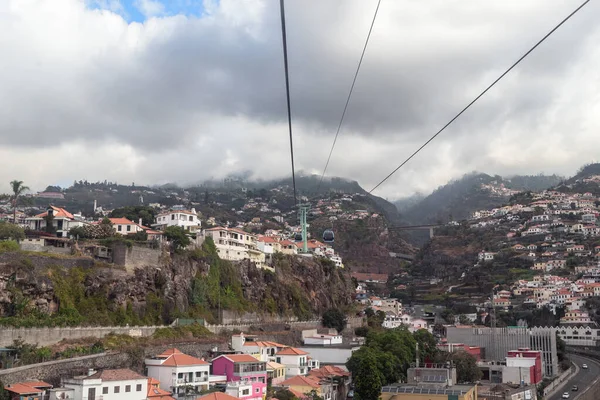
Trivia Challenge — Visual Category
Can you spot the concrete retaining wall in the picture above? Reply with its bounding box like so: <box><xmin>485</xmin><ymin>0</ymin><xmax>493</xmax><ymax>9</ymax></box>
<box><xmin>0</xmin><ymin>326</ymin><xmax>162</xmax><ymax>347</ymax></box>
<box><xmin>111</xmin><ymin>244</ymin><xmax>160</xmax><ymax>272</ymax></box>
<box><xmin>0</xmin><ymin>342</ymin><xmax>224</xmax><ymax>386</ymax></box>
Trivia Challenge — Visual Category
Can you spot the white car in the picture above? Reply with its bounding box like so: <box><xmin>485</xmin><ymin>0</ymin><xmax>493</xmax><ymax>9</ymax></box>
<box><xmin>562</xmin><ymin>392</ymin><xmax>570</xmax><ymax>399</ymax></box>
<box><xmin>583</xmin><ymin>363</ymin><xmax>588</xmax><ymax>369</ymax></box>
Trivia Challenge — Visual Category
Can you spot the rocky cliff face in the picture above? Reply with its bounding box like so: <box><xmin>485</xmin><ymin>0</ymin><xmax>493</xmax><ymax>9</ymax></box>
<box><xmin>0</xmin><ymin>240</ymin><xmax>354</xmax><ymax>326</ymax></box>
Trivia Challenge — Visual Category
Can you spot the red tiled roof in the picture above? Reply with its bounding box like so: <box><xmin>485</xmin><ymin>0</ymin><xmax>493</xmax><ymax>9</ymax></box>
<box><xmin>197</xmin><ymin>393</ymin><xmax>243</xmax><ymax>400</ymax></box>
<box><xmin>34</xmin><ymin>206</ymin><xmax>74</xmax><ymax>219</ymax></box>
<box><xmin>86</xmin><ymin>369</ymin><xmax>146</xmax><ymax>381</ymax></box>
<box><xmin>309</xmin><ymin>366</ymin><xmax>350</xmax><ymax>379</ymax></box>
<box><xmin>281</xmin><ymin>375</ymin><xmax>320</xmax><ymax>388</ymax></box>
<box><xmin>4</xmin><ymin>382</ymin><xmax>52</xmax><ymax>395</ymax></box>
<box><xmin>107</xmin><ymin>217</ymin><xmax>136</xmax><ymax>225</ymax></box>
<box><xmin>156</xmin><ymin>348</ymin><xmax>208</xmax><ymax>366</ymax></box>
<box><xmin>243</xmin><ymin>341</ymin><xmax>287</xmax><ymax>348</ymax></box>
<box><xmin>147</xmin><ymin>378</ymin><xmax>175</xmax><ymax>399</ymax></box>
<box><xmin>223</xmin><ymin>354</ymin><xmax>261</xmax><ymax>363</ymax></box>
<box><xmin>276</xmin><ymin>347</ymin><xmax>308</xmax><ymax>356</ymax></box>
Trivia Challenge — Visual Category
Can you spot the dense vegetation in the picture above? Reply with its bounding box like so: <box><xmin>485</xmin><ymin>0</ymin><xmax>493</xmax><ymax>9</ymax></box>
<box><xmin>347</xmin><ymin>327</ymin><xmax>479</xmax><ymax>400</ymax></box>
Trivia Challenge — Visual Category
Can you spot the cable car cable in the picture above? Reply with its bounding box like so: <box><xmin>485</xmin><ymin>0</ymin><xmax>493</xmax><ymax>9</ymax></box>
<box><xmin>317</xmin><ymin>0</ymin><xmax>382</xmax><ymax>194</ymax></box>
<box><xmin>279</xmin><ymin>0</ymin><xmax>297</xmax><ymax>206</ymax></box>
<box><xmin>368</xmin><ymin>0</ymin><xmax>591</xmax><ymax>194</ymax></box>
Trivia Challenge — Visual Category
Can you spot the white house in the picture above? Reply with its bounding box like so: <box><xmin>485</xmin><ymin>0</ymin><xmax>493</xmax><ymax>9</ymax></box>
<box><xmin>275</xmin><ymin>347</ymin><xmax>309</xmax><ymax>378</ymax></box>
<box><xmin>478</xmin><ymin>252</ymin><xmax>495</xmax><ymax>262</ymax></box>
<box><xmin>145</xmin><ymin>348</ymin><xmax>210</xmax><ymax>395</ymax></box>
<box><xmin>154</xmin><ymin>209</ymin><xmax>201</xmax><ymax>233</ymax></box>
<box><xmin>25</xmin><ymin>206</ymin><xmax>87</xmax><ymax>238</ymax></box>
<box><xmin>62</xmin><ymin>368</ymin><xmax>148</xmax><ymax>400</ymax></box>
<box><xmin>202</xmin><ymin>227</ymin><xmax>267</xmax><ymax>268</ymax></box>
<box><xmin>303</xmin><ymin>334</ymin><xmax>343</xmax><ymax>346</ymax></box>
<box><xmin>231</xmin><ymin>333</ymin><xmax>288</xmax><ymax>362</ymax></box>
<box><xmin>106</xmin><ymin>218</ymin><xmax>145</xmax><ymax>235</ymax></box>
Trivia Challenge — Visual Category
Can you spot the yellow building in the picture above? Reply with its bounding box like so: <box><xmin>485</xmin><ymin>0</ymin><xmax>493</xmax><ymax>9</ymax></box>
<box><xmin>381</xmin><ymin>385</ymin><xmax>477</xmax><ymax>400</ymax></box>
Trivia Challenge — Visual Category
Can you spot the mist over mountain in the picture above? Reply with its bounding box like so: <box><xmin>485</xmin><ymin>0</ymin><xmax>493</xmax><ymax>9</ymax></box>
<box><xmin>395</xmin><ymin>172</ymin><xmax>563</xmax><ymax>225</ymax></box>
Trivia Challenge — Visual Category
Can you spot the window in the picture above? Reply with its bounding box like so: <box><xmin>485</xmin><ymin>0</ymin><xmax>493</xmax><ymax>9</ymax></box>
<box><xmin>102</xmin><ymin>387</ymin><xmax>108</xmax><ymax>394</ymax></box>
<box><xmin>171</xmin><ymin>214</ymin><xmax>175</xmax><ymax>220</ymax></box>
<box><xmin>127</xmin><ymin>225</ymin><xmax>131</xmax><ymax>232</ymax></box>
<box><xmin>118</xmin><ymin>225</ymin><xmax>122</xmax><ymax>231</ymax></box>
<box><xmin>114</xmin><ymin>386</ymin><xmax>120</xmax><ymax>393</ymax></box>
<box><xmin>196</xmin><ymin>372</ymin><xmax>202</xmax><ymax>377</ymax></box>
<box><xmin>189</xmin><ymin>216</ymin><xmax>193</xmax><ymax>221</ymax></box>
<box><xmin>136</xmin><ymin>384</ymin><xmax>142</xmax><ymax>392</ymax></box>
<box><xmin>256</xmin><ymin>388</ymin><xmax>260</xmax><ymax>393</ymax></box>
<box><xmin>125</xmin><ymin>385</ymin><xmax>131</xmax><ymax>392</ymax></box>
<box><xmin>178</xmin><ymin>373</ymin><xmax>184</xmax><ymax>379</ymax></box>
<box><xmin>242</xmin><ymin>389</ymin><xmax>250</xmax><ymax>396</ymax></box>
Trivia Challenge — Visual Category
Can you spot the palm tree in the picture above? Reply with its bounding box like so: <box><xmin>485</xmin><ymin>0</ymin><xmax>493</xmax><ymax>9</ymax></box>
<box><xmin>10</xmin><ymin>180</ymin><xmax>29</xmax><ymax>224</ymax></box>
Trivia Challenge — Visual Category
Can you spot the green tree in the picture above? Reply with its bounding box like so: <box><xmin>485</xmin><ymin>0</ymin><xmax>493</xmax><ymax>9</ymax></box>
<box><xmin>109</xmin><ymin>206</ymin><xmax>157</xmax><ymax>227</ymax></box>
<box><xmin>273</xmin><ymin>389</ymin><xmax>298</xmax><ymax>400</ymax></box>
<box><xmin>10</xmin><ymin>180</ymin><xmax>29</xmax><ymax>224</ymax></box>
<box><xmin>436</xmin><ymin>351</ymin><xmax>482</xmax><ymax>383</ymax></box>
<box><xmin>413</xmin><ymin>329</ymin><xmax>438</xmax><ymax>362</ymax></box>
<box><xmin>458</xmin><ymin>314</ymin><xmax>470</xmax><ymax>325</ymax></box>
<box><xmin>130</xmin><ymin>230</ymin><xmax>148</xmax><ymax>241</ymax></box>
<box><xmin>0</xmin><ymin>221</ymin><xmax>25</xmax><ymax>241</ymax></box>
<box><xmin>349</xmin><ymin>347</ymin><xmax>383</xmax><ymax>400</ymax></box>
<box><xmin>164</xmin><ymin>226</ymin><xmax>191</xmax><ymax>251</ymax></box>
<box><xmin>322</xmin><ymin>308</ymin><xmax>347</xmax><ymax>333</ymax></box>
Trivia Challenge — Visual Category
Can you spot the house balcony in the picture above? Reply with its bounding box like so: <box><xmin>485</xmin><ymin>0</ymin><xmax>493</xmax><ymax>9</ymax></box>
<box><xmin>174</xmin><ymin>376</ymin><xmax>209</xmax><ymax>385</ymax></box>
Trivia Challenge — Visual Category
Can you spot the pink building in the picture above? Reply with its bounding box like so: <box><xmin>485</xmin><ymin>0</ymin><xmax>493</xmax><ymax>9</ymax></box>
<box><xmin>211</xmin><ymin>354</ymin><xmax>267</xmax><ymax>400</ymax></box>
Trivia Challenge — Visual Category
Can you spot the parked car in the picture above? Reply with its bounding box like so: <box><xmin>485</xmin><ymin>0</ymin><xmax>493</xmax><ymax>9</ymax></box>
<box><xmin>572</xmin><ymin>385</ymin><xmax>578</xmax><ymax>391</ymax></box>
<box><xmin>562</xmin><ymin>392</ymin><xmax>570</xmax><ymax>399</ymax></box>
<box><xmin>583</xmin><ymin>363</ymin><xmax>588</xmax><ymax>369</ymax></box>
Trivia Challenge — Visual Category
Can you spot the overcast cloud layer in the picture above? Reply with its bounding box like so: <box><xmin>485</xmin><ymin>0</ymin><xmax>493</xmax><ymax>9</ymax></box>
<box><xmin>1</xmin><ymin>0</ymin><xmax>599</xmax><ymax>199</ymax></box>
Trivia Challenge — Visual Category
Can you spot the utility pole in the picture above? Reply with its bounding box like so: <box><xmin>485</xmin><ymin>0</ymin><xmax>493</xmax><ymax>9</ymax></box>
<box><xmin>491</xmin><ymin>286</ymin><xmax>498</xmax><ymax>362</ymax></box>
<box><xmin>298</xmin><ymin>204</ymin><xmax>309</xmax><ymax>253</ymax></box>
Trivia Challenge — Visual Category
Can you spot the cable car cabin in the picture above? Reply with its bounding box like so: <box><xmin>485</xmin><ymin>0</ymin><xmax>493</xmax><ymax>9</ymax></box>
<box><xmin>323</xmin><ymin>229</ymin><xmax>334</xmax><ymax>243</ymax></box>
<box><xmin>294</xmin><ymin>233</ymin><xmax>303</xmax><ymax>242</ymax></box>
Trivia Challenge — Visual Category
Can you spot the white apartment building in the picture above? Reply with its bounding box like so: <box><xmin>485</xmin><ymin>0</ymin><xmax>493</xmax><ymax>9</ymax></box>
<box><xmin>202</xmin><ymin>227</ymin><xmax>268</xmax><ymax>268</ymax></box>
<box><xmin>231</xmin><ymin>333</ymin><xmax>287</xmax><ymax>362</ymax></box>
<box><xmin>62</xmin><ymin>369</ymin><xmax>148</xmax><ymax>400</ymax></box>
<box><xmin>154</xmin><ymin>209</ymin><xmax>201</xmax><ymax>233</ymax></box>
<box><xmin>275</xmin><ymin>347</ymin><xmax>309</xmax><ymax>378</ymax></box>
<box><xmin>145</xmin><ymin>348</ymin><xmax>210</xmax><ymax>395</ymax></box>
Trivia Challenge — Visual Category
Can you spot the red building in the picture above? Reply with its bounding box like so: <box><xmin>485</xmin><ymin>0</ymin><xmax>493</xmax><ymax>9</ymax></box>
<box><xmin>506</xmin><ymin>348</ymin><xmax>543</xmax><ymax>385</ymax></box>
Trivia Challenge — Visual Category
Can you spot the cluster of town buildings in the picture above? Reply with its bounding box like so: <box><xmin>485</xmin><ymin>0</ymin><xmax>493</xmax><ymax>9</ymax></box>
<box><xmin>9</xmin><ymin>202</ymin><xmax>346</xmax><ymax>271</ymax></box>
<box><xmin>5</xmin><ymin>332</ymin><xmax>352</xmax><ymax>400</ymax></box>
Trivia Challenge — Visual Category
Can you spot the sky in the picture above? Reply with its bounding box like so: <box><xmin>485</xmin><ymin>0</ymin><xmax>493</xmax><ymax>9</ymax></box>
<box><xmin>1</xmin><ymin>0</ymin><xmax>600</xmax><ymax>200</ymax></box>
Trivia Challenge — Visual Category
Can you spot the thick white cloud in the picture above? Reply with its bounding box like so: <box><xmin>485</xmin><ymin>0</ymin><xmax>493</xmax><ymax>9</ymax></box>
<box><xmin>0</xmin><ymin>0</ymin><xmax>599</xmax><ymax>199</ymax></box>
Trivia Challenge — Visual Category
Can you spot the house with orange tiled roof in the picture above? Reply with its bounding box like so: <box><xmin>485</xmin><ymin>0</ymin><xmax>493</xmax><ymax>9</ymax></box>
<box><xmin>25</xmin><ymin>206</ymin><xmax>87</xmax><ymax>238</ymax></box>
<box><xmin>62</xmin><ymin>368</ymin><xmax>148</xmax><ymax>400</ymax></box>
<box><xmin>211</xmin><ymin>354</ymin><xmax>267</xmax><ymax>400</ymax></box>
<box><xmin>106</xmin><ymin>217</ymin><xmax>146</xmax><ymax>236</ymax></box>
<box><xmin>275</xmin><ymin>347</ymin><xmax>310</xmax><ymax>378</ymax></box>
<box><xmin>4</xmin><ymin>381</ymin><xmax>53</xmax><ymax>400</ymax></box>
<box><xmin>231</xmin><ymin>332</ymin><xmax>288</xmax><ymax>362</ymax></box>
<box><xmin>145</xmin><ymin>348</ymin><xmax>210</xmax><ymax>395</ymax></box>
<box><xmin>280</xmin><ymin>375</ymin><xmax>335</xmax><ymax>400</ymax></box>
<box><xmin>147</xmin><ymin>378</ymin><xmax>175</xmax><ymax>400</ymax></box>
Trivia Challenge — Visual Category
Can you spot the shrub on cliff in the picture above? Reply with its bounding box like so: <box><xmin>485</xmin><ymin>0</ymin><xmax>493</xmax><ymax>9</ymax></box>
<box><xmin>322</xmin><ymin>308</ymin><xmax>347</xmax><ymax>333</ymax></box>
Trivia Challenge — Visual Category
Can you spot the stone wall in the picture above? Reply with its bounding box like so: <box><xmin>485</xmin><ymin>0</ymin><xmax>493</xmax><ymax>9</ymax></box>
<box><xmin>0</xmin><ymin>326</ymin><xmax>162</xmax><ymax>347</ymax></box>
<box><xmin>205</xmin><ymin>317</ymin><xmax>363</xmax><ymax>335</ymax></box>
<box><xmin>0</xmin><ymin>252</ymin><xmax>95</xmax><ymax>269</ymax></box>
<box><xmin>0</xmin><ymin>342</ymin><xmax>224</xmax><ymax>386</ymax></box>
<box><xmin>111</xmin><ymin>244</ymin><xmax>160</xmax><ymax>272</ymax></box>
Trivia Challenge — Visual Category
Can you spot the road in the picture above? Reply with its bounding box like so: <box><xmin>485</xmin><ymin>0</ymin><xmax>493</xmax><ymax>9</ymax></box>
<box><xmin>548</xmin><ymin>354</ymin><xmax>600</xmax><ymax>400</ymax></box>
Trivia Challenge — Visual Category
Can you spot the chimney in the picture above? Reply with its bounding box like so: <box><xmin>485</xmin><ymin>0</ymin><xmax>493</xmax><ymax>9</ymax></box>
<box><xmin>139</xmin><ymin>218</ymin><xmax>143</xmax><ymax>226</ymax></box>
<box><xmin>87</xmin><ymin>368</ymin><xmax>95</xmax><ymax>376</ymax></box>
<box><xmin>191</xmin><ymin>208</ymin><xmax>197</xmax><ymax>214</ymax></box>
<box><xmin>93</xmin><ymin>200</ymin><xmax>97</xmax><ymax>212</ymax></box>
